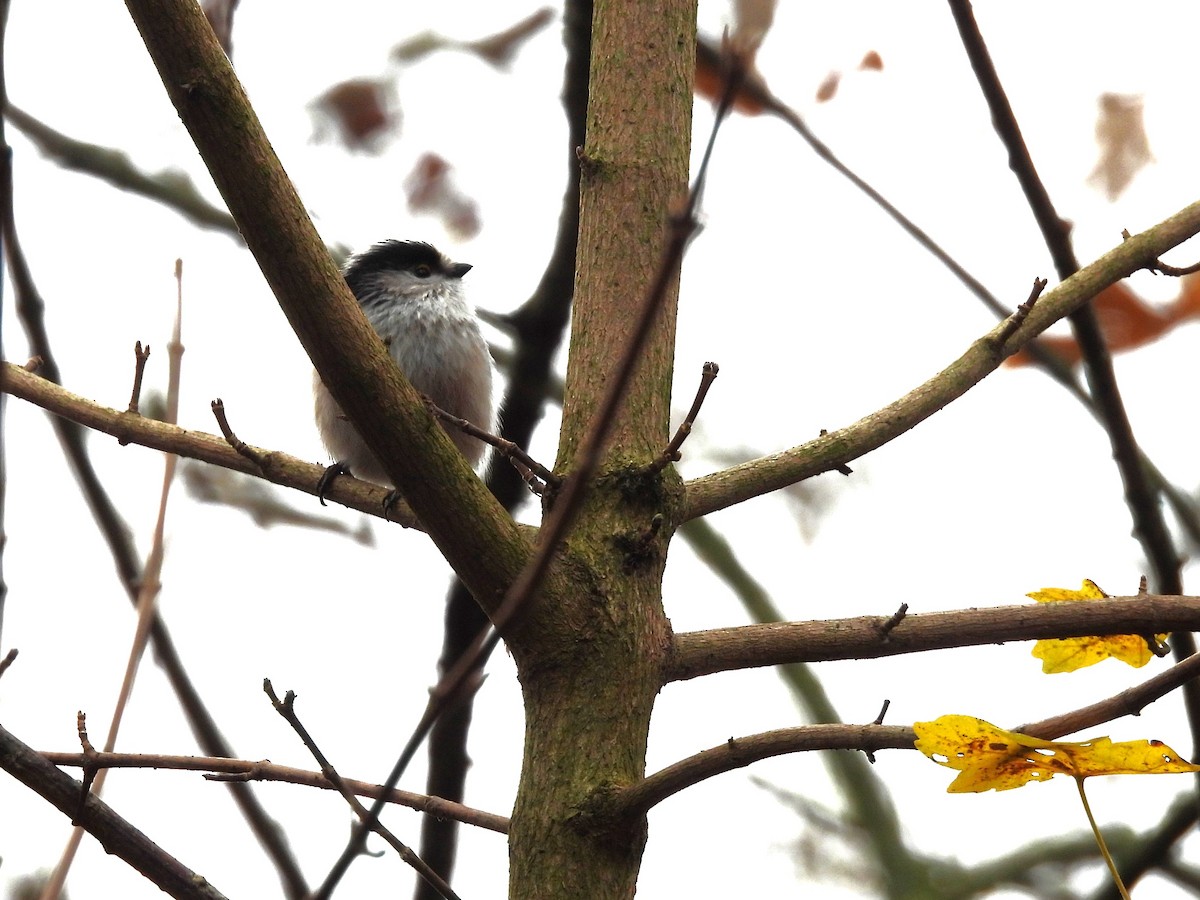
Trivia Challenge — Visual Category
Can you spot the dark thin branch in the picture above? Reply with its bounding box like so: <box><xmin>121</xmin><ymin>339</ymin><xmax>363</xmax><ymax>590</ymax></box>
<box><xmin>0</xmin><ymin>722</ymin><xmax>230</xmax><ymax>900</ymax></box>
<box><xmin>667</xmin><ymin>594</ymin><xmax>1200</xmax><ymax>682</ymax></box>
<box><xmin>946</xmin><ymin>0</ymin><xmax>1199</xmax><ymax>796</ymax></box>
<box><xmin>428</xmin><ymin>401</ymin><xmax>559</xmax><ymax>496</ymax></box>
<box><xmin>262</xmin><ymin>681</ymin><xmax>462</xmax><ymax>900</ymax></box>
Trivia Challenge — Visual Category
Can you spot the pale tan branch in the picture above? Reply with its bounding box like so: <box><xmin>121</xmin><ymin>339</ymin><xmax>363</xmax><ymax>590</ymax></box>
<box><xmin>681</xmin><ymin>199</ymin><xmax>1200</xmax><ymax>521</ymax></box>
<box><xmin>39</xmin><ymin>750</ymin><xmax>509</xmax><ymax>834</ymax></box>
<box><xmin>667</xmin><ymin>594</ymin><xmax>1200</xmax><ymax>682</ymax></box>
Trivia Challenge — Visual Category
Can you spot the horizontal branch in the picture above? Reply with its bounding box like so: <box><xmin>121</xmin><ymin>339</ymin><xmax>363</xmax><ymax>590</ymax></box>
<box><xmin>681</xmin><ymin>198</ymin><xmax>1200</xmax><ymax>520</ymax></box>
<box><xmin>2</xmin><ymin>361</ymin><xmax>423</xmax><ymax>526</ymax></box>
<box><xmin>39</xmin><ymin>750</ymin><xmax>510</xmax><ymax>834</ymax></box>
<box><xmin>0</xmin><ymin>724</ymin><xmax>228</xmax><ymax>900</ymax></box>
<box><xmin>667</xmin><ymin>594</ymin><xmax>1200</xmax><ymax>682</ymax></box>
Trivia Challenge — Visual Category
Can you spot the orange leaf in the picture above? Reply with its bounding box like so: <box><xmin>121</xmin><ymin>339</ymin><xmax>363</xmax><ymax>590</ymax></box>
<box><xmin>914</xmin><ymin>715</ymin><xmax>1200</xmax><ymax>793</ymax></box>
<box><xmin>1026</xmin><ymin>579</ymin><xmax>1167</xmax><ymax>673</ymax></box>
<box><xmin>1005</xmin><ymin>275</ymin><xmax>1200</xmax><ymax>367</ymax></box>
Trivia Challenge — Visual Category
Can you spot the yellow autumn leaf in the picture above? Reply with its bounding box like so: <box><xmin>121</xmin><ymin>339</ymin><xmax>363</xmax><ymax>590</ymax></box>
<box><xmin>1026</xmin><ymin>579</ymin><xmax>1168</xmax><ymax>673</ymax></box>
<box><xmin>913</xmin><ymin>714</ymin><xmax>1200</xmax><ymax>793</ymax></box>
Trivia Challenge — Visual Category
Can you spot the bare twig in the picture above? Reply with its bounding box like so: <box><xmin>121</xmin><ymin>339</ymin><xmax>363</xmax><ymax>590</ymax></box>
<box><xmin>993</xmin><ymin>277</ymin><xmax>1047</xmax><ymax>347</ymax></box>
<box><xmin>644</xmin><ymin>361</ymin><xmax>719</xmax><ymax>475</ymax></box>
<box><xmin>125</xmin><ymin>341</ymin><xmax>152</xmax><ymax>415</ymax></box>
<box><xmin>0</xmin><ymin>646</ymin><xmax>16</xmax><ymax>677</ymax></box>
<box><xmin>37</xmin><ymin>749</ymin><xmax>509</xmax><ymax>833</ymax></box>
<box><xmin>262</xmin><ymin>681</ymin><xmax>464</xmax><ymax>900</ymax></box>
<box><xmin>700</xmin><ymin>32</ymin><xmax>1200</xmax><ymax>552</ymax></box>
<box><xmin>610</xmin><ymin>724</ymin><xmax>914</xmax><ymax>822</ymax></box>
<box><xmin>428</xmin><ymin>401</ymin><xmax>560</xmax><ymax>495</ymax></box>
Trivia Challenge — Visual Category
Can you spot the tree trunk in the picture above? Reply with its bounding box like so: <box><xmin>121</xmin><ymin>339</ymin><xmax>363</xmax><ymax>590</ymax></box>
<box><xmin>506</xmin><ymin>1</ymin><xmax>696</xmax><ymax>897</ymax></box>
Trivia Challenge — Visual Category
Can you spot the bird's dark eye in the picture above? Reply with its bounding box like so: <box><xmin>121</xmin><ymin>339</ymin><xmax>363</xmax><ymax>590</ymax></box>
<box><xmin>413</xmin><ymin>264</ymin><xmax>433</xmax><ymax>278</ymax></box>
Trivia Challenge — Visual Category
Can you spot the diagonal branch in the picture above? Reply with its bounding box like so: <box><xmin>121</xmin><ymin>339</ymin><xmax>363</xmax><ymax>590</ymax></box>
<box><xmin>681</xmin><ymin>200</ymin><xmax>1200</xmax><ymax>521</ymax></box>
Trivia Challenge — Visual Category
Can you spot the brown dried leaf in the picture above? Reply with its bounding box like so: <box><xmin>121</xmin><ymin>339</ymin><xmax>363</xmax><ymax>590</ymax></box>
<box><xmin>859</xmin><ymin>50</ymin><xmax>883</xmax><ymax>71</ymax></box>
<box><xmin>311</xmin><ymin>79</ymin><xmax>397</xmax><ymax>151</ymax></box>
<box><xmin>1088</xmin><ymin>93</ymin><xmax>1154</xmax><ymax>201</ymax></box>
<box><xmin>404</xmin><ymin>152</ymin><xmax>481</xmax><ymax>240</ymax></box>
<box><xmin>815</xmin><ymin>71</ymin><xmax>841</xmax><ymax>103</ymax></box>
<box><xmin>468</xmin><ymin>7</ymin><xmax>555</xmax><ymax>69</ymax></box>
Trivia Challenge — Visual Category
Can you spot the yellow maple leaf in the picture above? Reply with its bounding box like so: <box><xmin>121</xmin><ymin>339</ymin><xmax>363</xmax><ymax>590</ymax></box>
<box><xmin>1026</xmin><ymin>579</ymin><xmax>1167</xmax><ymax>673</ymax></box>
<box><xmin>913</xmin><ymin>714</ymin><xmax>1200</xmax><ymax>793</ymax></box>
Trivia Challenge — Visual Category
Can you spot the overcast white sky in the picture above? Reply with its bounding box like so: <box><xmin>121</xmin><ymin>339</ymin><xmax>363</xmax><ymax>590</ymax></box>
<box><xmin>4</xmin><ymin>2</ymin><xmax>1200</xmax><ymax>899</ymax></box>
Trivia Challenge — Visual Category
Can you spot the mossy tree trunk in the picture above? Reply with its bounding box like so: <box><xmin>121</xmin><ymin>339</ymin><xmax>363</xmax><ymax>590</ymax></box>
<box><xmin>505</xmin><ymin>1</ymin><xmax>697</xmax><ymax>897</ymax></box>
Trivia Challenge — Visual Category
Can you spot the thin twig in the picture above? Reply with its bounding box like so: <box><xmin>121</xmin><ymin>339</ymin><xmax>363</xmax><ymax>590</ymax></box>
<box><xmin>428</xmin><ymin>401</ymin><xmax>560</xmax><ymax>495</ymax></box>
<box><xmin>993</xmin><ymin>277</ymin><xmax>1047</xmax><ymax>346</ymax></box>
<box><xmin>0</xmin><ymin>646</ymin><xmax>16</xmax><ymax>677</ymax></box>
<box><xmin>125</xmin><ymin>341</ymin><xmax>151</xmax><ymax>415</ymax></box>
<box><xmin>644</xmin><ymin>361</ymin><xmax>719</xmax><ymax>475</ymax></box>
<box><xmin>263</xmin><ymin>681</ymin><xmax>463</xmax><ymax>900</ymax></box>
<box><xmin>36</xmin><ymin>750</ymin><xmax>509</xmax><ymax>833</ymax></box>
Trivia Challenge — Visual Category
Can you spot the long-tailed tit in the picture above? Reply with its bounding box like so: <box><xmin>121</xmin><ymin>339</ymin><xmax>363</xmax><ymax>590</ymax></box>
<box><xmin>313</xmin><ymin>240</ymin><xmax>494</xmax><ymax>491</ymax></box>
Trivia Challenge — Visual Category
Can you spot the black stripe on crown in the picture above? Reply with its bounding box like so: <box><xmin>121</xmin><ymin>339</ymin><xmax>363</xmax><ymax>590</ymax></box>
<box><xmin>343</xmin><ymin>240</ymin><xmax>444</xmax><ymax>291</ymax></box>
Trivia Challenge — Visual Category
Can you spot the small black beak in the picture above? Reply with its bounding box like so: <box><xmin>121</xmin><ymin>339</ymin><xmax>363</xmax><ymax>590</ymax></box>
<box><xmin>448</xmin><ymin>262</ymin><xmax>472</xmax><ymax>279</ymax></box>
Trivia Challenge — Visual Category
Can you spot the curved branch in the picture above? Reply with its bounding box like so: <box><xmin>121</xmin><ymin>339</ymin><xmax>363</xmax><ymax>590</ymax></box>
<box><xmin>682</xmin><ymin>199</ymin><xmax>1200</xmax><ymax>521</ymax></box>
<box><xmin>611</xmin><ymin>724</ymin><xmax>913</xmax><ymax>822</ymax></box>
<box><xmin>667</xmin><ymin>594</ymin><xmax>1200</xmax><ymax>682</ymax></box>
